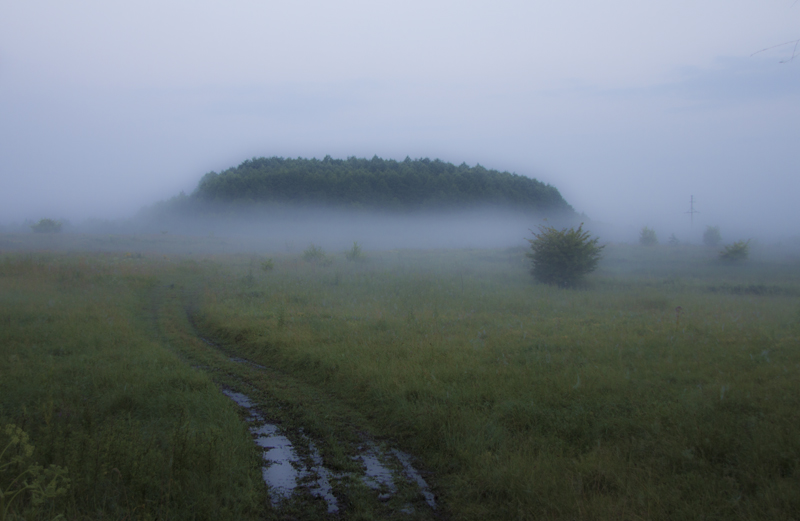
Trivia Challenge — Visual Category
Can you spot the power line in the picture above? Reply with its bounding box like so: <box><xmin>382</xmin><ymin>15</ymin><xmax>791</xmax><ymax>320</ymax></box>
<box><xmin>685</xmin><ymin>195</ymin><xmax>699</xmax><ymax>225</ymax></box>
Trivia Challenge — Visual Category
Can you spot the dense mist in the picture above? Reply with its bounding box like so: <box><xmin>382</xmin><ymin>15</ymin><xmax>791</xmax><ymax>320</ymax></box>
<box><xmin>5</xmin><ymin>204</ymin><xmax>800</xmax><ymax>259</ymax></box>
<box><xmin>143</xmin><ymin>205</ymin><xmax>580</xmax><ymax>252</ymax></box>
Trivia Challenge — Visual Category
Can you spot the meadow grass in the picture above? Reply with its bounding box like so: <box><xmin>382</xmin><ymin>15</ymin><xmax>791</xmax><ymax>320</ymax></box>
<box><xmin>193</xmin><ymin>244</ymin><xmax>800</xmax><ymax>520</ymax></box>
<box><xmin>0</xmin><ymin>253</ymin><xmax>264</xmax><ymax>520</ymax></box>
<box><xmin>2</xmin><ymin>237</ymin><xmax>799</xmax><ymax>520</ymax></box>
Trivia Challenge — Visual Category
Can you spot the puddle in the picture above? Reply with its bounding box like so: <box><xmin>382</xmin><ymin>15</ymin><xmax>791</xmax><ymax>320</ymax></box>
<box><xmin>222</xmin><ymin>388</ymin><xmax>340</xmax><ymax>512</ymax></box>
<box><xmin>223</xmin><ymin>389</ymin><xmax>255</xmax><ymax>408</ymax></box>
<box><xmin>221</xmin><ymin>375</ymin><xmax>436</xmax><ymax>514</ymax></box>
<box><xmin>357</xmin><ymin>444</ymin><xmax>397</xmax><ymax>498</ymax></box>
<box><xmin>307</xmin><ymin>441</ymin><xmax>339</xmax><ymax>513</ymax></box>
<box><xmin>253</xmin><ymin>424</ymin><xmax>303</xmax><ymax>502</ymax></box>
<box><xmin>354</xmin><ymin>444</ymin><xmax>436</xmax><ymax>510</ymax></box>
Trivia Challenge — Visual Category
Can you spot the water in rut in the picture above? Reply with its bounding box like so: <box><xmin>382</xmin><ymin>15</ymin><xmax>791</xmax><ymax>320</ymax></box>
<box><xmin>222</xmin><ymin>386</ymin><xmax>436</xmax><ymax>514</ymax></box>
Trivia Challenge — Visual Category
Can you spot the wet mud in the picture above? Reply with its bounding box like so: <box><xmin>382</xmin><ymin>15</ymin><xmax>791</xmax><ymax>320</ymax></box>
<box><xmin>223</xmin><ymin>389</ymin><xmax>340</xmax><ymax>511</ymax></box>
<box><xmin>222</xmin><ymin>384</ymin><xmax>436</xmax><ymax>515</ymax></box>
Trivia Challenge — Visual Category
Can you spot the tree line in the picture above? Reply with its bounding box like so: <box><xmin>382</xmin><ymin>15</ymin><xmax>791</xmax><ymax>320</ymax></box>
<box><xmin>181</xmin><ymin>156</ymin><xmax>574</xmax><ymax>215</ymax></box>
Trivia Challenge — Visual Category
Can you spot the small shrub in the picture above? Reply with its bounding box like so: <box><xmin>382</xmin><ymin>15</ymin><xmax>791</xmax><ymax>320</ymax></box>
<box><xmin>719</xmin><ymin>240</ymin><xmax>750</xmax><ymax>261</ymax></box>
<box><xmin>261</xmin><ymin>258</ymin><xmax>275</xmax><ymax>272</ymax></box>
<box><xmin>303</xmin><ymin>244</ymin><xmax>333</xmax><ymax>266</ymax></box>
<box><xmin>526</xmin><ymin>223</ymin><xmax>604</xmax><ymax>287</ymax></box>
<box><xmin>30</xmin><ymin>219</ymin><xmax>62</xmax><ymax>234</ymax></box>
<box><xmin>639</xmin><ymin>226</ymin><xmax>658</xmax><ymax>246</ymax></box>
<box><xmin>345</xmin><ymin>241</ymin><xmax>366</xmax><ymax>262</ymax></box>
<box><xmin>703</xmin><ymin>226</ymin><xmax>722</xmax><ymax>247</ymax></box>
<box><xmin>668</xmin><ymin>233</ymin><xmax>680</xmax><ymax>246</ymax></box>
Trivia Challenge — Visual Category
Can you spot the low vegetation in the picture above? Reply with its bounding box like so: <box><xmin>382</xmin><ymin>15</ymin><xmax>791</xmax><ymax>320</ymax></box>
<box><xmin>260</xmin><ymin>258</ymin><xmax>275</xmax><ymax>271</ymax></box>
<box><xmin>29</xmin><ymin>219</ymin><xmax>61</xmax><ymax>234</ymax></box>
<box><xmin>0</xmin><ymin>254</ymin><xmax>263</xmax><ymax>520</ymax></box>
<box><xmin>196</xmin><ymin>244</ymin><xmax>800</xmax><ymax>520</ymax></box>
<box><xmin>302</xmin><ymin>243</ymin><xmax>333</xmax><ymax>265</ymax></box>
<box><xmin>1</xmin><ymin>235</ymin><xmax>799</xmax><ymax>520</ymax></box>
<box><xmin>720</xmin><ymin>239</ymin><xmax>751</xmax><ymax>261</ymax></box>
<box><xmin>1</xmin><ymin>423</ymin><xmax>70</xmax><ymax>518</ymax></box>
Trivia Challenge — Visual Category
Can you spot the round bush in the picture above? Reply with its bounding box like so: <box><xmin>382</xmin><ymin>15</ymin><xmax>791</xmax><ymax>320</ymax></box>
<box><xmin>526</xmin><ymin>223</ymin><xmax>604</xmax><ymax>287</ymax></box>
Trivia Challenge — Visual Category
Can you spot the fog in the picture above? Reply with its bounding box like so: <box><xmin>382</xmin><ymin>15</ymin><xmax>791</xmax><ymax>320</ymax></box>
<box><xmin>155</xmin><ymin>207</ymin><xmax>580</xmax><ymax>252</ymax></box>
<box><xmin>0</xmin><ymin>206</ymin><xmax>574</xmax><ymax>252</ymax></box>
<box><xmin>1</xmin><ymin>1</ymin><xmax>799</xmax><ymax>245</ymax></box>
<box><xmin>5</xmin><ymin>203</ymin><xmax>799</xmax><ymax>258</ymax></box>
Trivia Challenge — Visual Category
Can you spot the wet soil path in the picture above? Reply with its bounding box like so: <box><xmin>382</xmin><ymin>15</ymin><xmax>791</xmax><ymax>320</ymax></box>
<box><xmin>150</xmin><ymin>281</ymin><xmax>441</xmax><ymax>520</ymax></box>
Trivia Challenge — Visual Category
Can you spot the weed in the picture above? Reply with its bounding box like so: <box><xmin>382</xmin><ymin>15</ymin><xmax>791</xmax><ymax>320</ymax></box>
<box><xmin>0</xmin><ymin>424</ymin><xmax>70</xmax><ymax>521</ymax></box>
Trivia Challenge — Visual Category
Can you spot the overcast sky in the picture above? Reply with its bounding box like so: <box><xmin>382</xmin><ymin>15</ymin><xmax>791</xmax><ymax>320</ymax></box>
<box><xmin>1</xmin><ymin>1</ymin><xmax>798</xmax><ymax>240</ymax></box>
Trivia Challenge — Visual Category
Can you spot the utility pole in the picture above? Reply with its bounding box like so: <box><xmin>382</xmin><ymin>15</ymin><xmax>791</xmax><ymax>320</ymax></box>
<box><xmin>686</xmin><ymin>195</ymin><xmax>699</xmax><ymax>225</ymax></box>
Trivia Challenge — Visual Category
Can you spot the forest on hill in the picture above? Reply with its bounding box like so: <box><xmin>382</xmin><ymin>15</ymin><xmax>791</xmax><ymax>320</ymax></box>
<box><xmin>176</xmin><ymin>156</ymin><xmax>574</xmax><ymax>215</ymax></box>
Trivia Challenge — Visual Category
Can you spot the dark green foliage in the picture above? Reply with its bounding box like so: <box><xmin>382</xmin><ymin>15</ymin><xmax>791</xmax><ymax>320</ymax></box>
<box><xmin>719</xmin><ymin>239</ymin><xmax>750</xmax><ymax>261</ymax></box>
<box><xmin>703</xmin><ymin>225</ymin><xmax>722</xmax><ymax>247</ymax></box>
<box><xmin>526</xmin><ymin>223</ymin><xmax>604</xmax><ymax>286</ymax></box>
<box><xmin>191</xmin><ymin>156</ymin><xmax>574</xmax><ymax>214</ymax></box>
<box><xmin>639</xmin><ymin>226</ymin><xmax>658</xmax><ymax>246</ymax></box>
<box><xmin>30</xmin><ymin>219</ymin><xmax>62</xmax><ymax>233</ymax></box>
<box><xmin>260</xmin><ymin>258</ymin><xmax>274</xmax><ymax>271</ymax></box>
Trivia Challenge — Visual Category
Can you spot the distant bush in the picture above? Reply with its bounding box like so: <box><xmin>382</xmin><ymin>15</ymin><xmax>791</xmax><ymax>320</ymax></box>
<box><xmin>668</xmin><ymin>233</ymin><xmax>680</xmax><ymax>246</ymax></box>
<box><xmin>30</xmin><ymin>219</ymin><xmax>62</xmax><ymax>233</ymax></box>
<box><xmin>345</xmin><ymin>241</ymin><xmax>366</xmax><ymax>262</ymax></box>
<box><xmin>703</xmin><ymin>226</ymin><xmax>722</xmax><ymax>247</ymax></box>
<box><xmin>260</xmin><ymin>258</ymin><xmax>275</xmax><ymax>272</ymax></box>
<box><xmin>719</xmin><ymin>240</ymin><xmax>750</xmax><ymax>261</ymax></box>
<box><xmin>639</xmin><ymin>226</ymin><xmax>658</xmax><ymax>246</ymax></box>
<box><xmin>526</xmin><ymin>223</ymin><xmax>604</xmax><ymax>287</ymax></box>
<box><xmin>303</xmin><ymin>244</ymin><xmax>333</xmax><ymax>266</ymax></box>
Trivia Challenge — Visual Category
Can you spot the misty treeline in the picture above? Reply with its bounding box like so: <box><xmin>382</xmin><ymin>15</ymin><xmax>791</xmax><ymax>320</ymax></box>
<box><xmin>155</xmin><ymin>156</ymin><xmax>575</xmax><ymax>215</ymax></box>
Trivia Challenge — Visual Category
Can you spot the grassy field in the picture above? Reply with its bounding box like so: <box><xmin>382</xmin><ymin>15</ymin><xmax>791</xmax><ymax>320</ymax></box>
<box><xmin>0</xmin><ymin>251</ymin><xmax>264</xmax><ymax>520</ymax></box>
<box><xmin>2</xmin><ymin>234</ymin><xmax>799</xmax><ymax>520</ymax></box>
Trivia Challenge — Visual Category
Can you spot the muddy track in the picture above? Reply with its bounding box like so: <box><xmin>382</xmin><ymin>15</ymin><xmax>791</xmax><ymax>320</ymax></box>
<box><xmin>149</xmin><ymin>281</ymin><xmax>442</xmax><ymax>520</ymax></box>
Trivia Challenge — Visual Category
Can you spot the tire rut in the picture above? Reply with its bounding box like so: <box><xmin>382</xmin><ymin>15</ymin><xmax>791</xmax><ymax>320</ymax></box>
<box><xmin>151</xmin><ymin>281</ymin><xmax>441</xmax><ymax>520</ymax></box>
